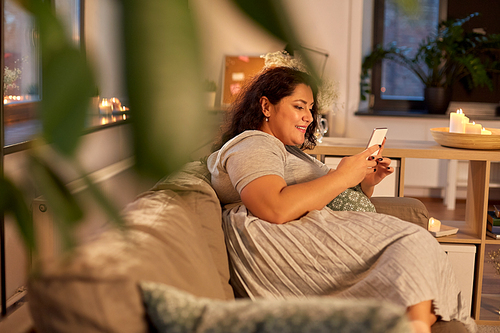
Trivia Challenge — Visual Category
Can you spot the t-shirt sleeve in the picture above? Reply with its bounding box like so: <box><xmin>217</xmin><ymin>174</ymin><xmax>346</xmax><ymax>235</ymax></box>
<box><xmin>221</xmin><ymin>134</ymin><xmax>286</xmax><ymax>194</ymax></box>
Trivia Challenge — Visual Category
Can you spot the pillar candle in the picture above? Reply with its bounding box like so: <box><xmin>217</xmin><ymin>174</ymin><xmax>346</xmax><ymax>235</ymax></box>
<box><xmin>481</xmin><ymin>127</ymin><xmax>492</xmax><ymax>135</ymax></box>
<box><xmin>449</xmin><ymin>109</ymin><xmax>466</xmax><ymax>133</ymax></box>
<box><xmin>465</xmin><ymin>121</ymin><xmax>482</xmax><ymax>134</ymax></box>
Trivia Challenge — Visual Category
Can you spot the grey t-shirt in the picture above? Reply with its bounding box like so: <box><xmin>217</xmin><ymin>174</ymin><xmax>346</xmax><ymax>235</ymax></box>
<box><xmin>207</xmin><ymin>130</ymin><xmax>329</xmax><ymax>205</ymax></box>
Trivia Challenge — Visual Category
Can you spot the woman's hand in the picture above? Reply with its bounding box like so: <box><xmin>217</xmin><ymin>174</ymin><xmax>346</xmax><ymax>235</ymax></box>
<box><xmin>334</xmin><ymin>144</ymin><xmax>380</xmax><ymax>189</ymax></box>
<box><xmin>360</xmin><ymin>138</ymin><xmax>394</xmax><ymax>197</ymax></box>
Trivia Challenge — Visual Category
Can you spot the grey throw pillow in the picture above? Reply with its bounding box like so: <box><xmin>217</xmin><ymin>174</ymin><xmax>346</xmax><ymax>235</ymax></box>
<box><xmin>140</xmin><ymin>281</ymin><xmax>411</xmax><ymax>333</ymax></box>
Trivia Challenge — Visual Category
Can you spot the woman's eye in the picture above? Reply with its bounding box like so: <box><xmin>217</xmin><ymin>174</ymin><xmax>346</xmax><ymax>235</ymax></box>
<box><xmin>295</xmin><ymin>105</ymin><xmax>304</xmax><ymax>110</ymax></box>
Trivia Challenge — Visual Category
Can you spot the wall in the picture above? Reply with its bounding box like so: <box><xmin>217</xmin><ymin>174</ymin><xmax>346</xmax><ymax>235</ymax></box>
<box><xmin>85</xmin><ymin>0</ymin><xmax>127</xmax><ymax>100</ymax></box>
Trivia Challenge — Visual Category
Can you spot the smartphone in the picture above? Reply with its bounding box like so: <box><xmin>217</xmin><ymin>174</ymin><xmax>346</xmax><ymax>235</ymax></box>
<box><xmin>366</xmin><ymin>127</ymin><xmax>388</xmax><ymax>156</ymax></box>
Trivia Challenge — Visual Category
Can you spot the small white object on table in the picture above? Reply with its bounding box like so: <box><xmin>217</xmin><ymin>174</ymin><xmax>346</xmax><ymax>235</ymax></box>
<box><xmin>428</xmin><ymin>217</ymin><xmax>441</xmax><ymax>232</ymax></box>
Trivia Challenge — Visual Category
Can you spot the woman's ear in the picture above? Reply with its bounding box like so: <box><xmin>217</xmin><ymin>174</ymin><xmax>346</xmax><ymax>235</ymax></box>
<box><xmin>260</xmin><ymin>96</ymin><xmax>271</xmax><ymax>118</ymax></box>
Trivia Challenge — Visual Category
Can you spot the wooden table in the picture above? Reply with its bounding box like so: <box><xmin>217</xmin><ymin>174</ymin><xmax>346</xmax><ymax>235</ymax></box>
<box><xmin>309</xmin><ymin>137</ymin><xmax>500</xmax><ymax>324</ymax></box>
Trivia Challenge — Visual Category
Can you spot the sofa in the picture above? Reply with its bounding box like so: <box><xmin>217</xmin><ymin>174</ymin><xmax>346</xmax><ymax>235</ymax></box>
<box><xmin>28</xmin><ymin>161</ymin><xmax>468</xmax><ymax>333</ymax></box>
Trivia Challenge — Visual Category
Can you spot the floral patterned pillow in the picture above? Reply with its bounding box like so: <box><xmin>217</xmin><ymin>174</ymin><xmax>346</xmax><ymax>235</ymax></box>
<box><xmin>140</xmin><ymin>281</ymin><xmax>411</xmax><ymax>333</ymax></box>
<box><xmin>327</xmin><ymin>184</ymin><xmax>377</xmax><ymax>212</ymax></box>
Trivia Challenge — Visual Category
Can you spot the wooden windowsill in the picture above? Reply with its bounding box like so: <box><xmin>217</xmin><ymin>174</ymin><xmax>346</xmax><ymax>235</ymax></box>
<box><xmin>355</xmin><ymin>109</ymin><xmax>500</xmax><ymax>120</ymax></box>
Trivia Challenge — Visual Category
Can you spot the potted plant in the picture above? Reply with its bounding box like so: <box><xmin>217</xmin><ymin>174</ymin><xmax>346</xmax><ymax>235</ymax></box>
<box><xmin>361</xmin><ymin>13</ymin><xmax>500</xmax><ymax>114</ymax></box>
<box><xmin>204</xmin><ymin>79</ymin><xmax>217</xmax><ymax>108</ymax></box>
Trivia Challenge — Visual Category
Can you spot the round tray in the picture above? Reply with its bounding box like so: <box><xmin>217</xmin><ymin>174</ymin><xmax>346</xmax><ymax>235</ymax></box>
<box><xmin>430</xmin><ymin>127</ymin><xmax>500</xmax><ymax>150</ymax></box>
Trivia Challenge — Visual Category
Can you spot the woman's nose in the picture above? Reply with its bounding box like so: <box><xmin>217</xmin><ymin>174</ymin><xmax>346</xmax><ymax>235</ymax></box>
<box><xmin>304</xmin><ymin>111</ymin><xmax>313</xmax><ymax>123</ymax></box>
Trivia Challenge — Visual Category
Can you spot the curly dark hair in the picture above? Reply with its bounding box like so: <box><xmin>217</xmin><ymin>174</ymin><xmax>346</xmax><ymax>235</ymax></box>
<box><xmin>212</xmin><ymin>66</ymin><xmax>319</xmax><ymax>151</ymax></box>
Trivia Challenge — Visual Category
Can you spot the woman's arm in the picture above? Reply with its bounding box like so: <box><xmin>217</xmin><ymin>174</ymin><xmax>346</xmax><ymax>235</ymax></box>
<box><xmin>240</xmin><ymin>145</ymin><xmax>379</xmax><ymax>224</ymax></box>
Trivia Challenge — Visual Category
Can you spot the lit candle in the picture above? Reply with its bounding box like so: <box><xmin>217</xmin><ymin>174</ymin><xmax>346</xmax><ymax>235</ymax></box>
<box><xmin>428</xmin><ymin>217</ymin><xmax>441</xmax><ymax>232</ymax></box>
<box><xmin>481</xmin><ymin>127</ymin><xmax>492</xmax><ymax>135</ymax></box>
<box><xmin>449</xmin><ymin>109</ymin><xmax>466</xmax><ymax>133</ymax></box>
<box><xmin>99</xmin><ymin>98</ymin><xmax>112</xmax><ymax>115</ymax></box>
<box><xmin>465</xmin><ymin>121</ymin><xmax>482</xmax><ymax>134</ymax></box>
<box><xmin>110</xmin><ymin>97</ymin><xmax>121</xmax><ymax>111</ymax></box>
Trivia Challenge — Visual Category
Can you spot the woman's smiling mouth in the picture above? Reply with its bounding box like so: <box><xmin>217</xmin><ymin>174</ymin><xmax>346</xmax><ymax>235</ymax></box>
<box><xmin>296</xmin><ymin>125</ymin><xmax>307</xmax><ymax>133</ymax></box>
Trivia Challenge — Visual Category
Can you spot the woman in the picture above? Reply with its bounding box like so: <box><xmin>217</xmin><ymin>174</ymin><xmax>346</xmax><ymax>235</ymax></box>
<box><xmin>207</xmin><ymin>67</ymin><xmax>475</xmax><ymax>333</ymax></box>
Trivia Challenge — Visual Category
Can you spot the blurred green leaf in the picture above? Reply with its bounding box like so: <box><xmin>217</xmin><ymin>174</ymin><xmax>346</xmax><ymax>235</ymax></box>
<box><xmin>41</xmin><ymin>47</ymin><xmax>95</xmax><ymax>156</ymax></box>
<box><xmin>0</xmin><ymin>177</ymin><xmax>36</xmax><ymax>253</ymax></box>
<box><xmin>121</xmin><ymin>0</ymin><xmax>210</xmax><ymax>178</ymax></box>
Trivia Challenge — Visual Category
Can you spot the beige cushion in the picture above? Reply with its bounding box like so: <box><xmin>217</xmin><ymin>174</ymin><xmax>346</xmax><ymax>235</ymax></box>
<box><xmin>370</xmin><ymin>197</ymin><xmax>429</xmax><ymax>229</ymax></box>
<box><xmin>29</xmin><ymin>162</ymin><xmax>231</xmax><ymax>333</ymax></box>
<box><xmin>151</xmin><ymin>161</ymin><xmax>233</xmax><ymax>300</ymax></box>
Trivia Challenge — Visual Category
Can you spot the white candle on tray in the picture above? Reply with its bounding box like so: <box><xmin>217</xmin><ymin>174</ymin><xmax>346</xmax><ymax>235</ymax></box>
<box><xmin>465</xmin><ymin>121</ymin><xmax>482</xmax><ymax>134</ymax></box>
<box><xmin>449</xmin><ymin>109</ymin><xmax>467</xmax><ymax>133</ymax></box>
<box><xmin>481</xmin><ymin>127</ymin><xmax>492</xmax><ymax>135</ymax></box>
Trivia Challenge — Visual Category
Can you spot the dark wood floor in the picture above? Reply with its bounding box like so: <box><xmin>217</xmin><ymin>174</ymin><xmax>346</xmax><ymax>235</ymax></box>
<box><xmin>416</xmin><ymin>197</ymin><xmax>500</xmax><ymax>221</ymax></box>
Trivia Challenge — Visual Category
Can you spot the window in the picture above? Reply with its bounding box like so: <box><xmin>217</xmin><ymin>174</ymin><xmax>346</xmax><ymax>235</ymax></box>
<box><xmin>3</xmin><ymin>0</ymin><xmax>41</xmax><ymax>146</ymax></box>
<box><xmin>3</xmin><ymin>0</ymin><xmax>83</xmax><ymax>148</ymax></box>
<box><xmin>370</xmin><ymin>0</ymin><xmax>442</xmax><ymax>111</ymax></box>
<box><xmin>369</xmin><ymin>0</ymin><xmax>500</xmax><ymax>111</ymax></box>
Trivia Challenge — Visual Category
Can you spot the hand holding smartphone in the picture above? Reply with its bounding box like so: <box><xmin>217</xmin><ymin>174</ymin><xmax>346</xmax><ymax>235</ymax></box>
<box><xmin>366</xmin><ymin>127</ymin><xmax>388</xmax><ymax>156</ymax></box>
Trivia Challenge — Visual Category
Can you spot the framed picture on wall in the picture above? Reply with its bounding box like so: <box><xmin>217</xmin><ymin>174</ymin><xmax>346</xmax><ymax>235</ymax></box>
<box><xmin>222</xmin><ymin>55</ymin><xmax>265</xmax><ymax>107</ymax></box>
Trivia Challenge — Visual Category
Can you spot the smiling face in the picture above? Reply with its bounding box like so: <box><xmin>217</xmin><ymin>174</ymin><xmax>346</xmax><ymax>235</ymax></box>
<box><xmin>260</xmin><ymin>83</ymin><xmax>314</xmax><ymax>146</ymax></box>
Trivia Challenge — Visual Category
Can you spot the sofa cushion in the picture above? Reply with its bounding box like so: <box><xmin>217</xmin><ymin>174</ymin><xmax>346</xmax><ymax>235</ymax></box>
<box><xmin>370</xmin><ymin>197</ymin><xmax>429</xmax><ymax>229</ymax></box>
<box><xmin>152</xmin><ymin>161</ymin><xmax>233</xmax><ymax>300</ymax></box>
<box><xmin>140</xmin><ymin>281</ymin><xmax>411</xmax><ymax>333</ymax></box>
<box><xmin>29</xmin><ymin>182</ymin><xmax>228</xmax><ymax>332</ymax></box>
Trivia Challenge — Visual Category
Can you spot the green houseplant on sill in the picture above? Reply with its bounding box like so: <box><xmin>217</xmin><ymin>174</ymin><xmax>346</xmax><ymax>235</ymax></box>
<box><xmin>361</xmin><ymin>13</ymin><xmax>500</xmax><ymax>114</ymax></box>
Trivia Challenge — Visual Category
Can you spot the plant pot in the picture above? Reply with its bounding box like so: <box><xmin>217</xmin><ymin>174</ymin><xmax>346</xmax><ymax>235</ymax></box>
<box><xmin>424</xmin><ymin>87</ymin><xmax>451</xmax><ymax>114</ymax></box>
<box><xmin>205</xmin><ymin>91</ymin><xmax>216</xmax><ymax>108</ymax></box>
